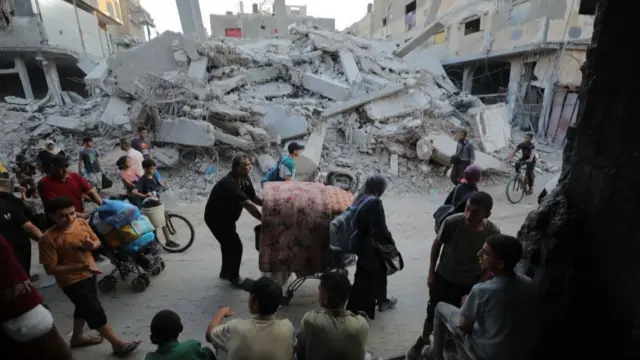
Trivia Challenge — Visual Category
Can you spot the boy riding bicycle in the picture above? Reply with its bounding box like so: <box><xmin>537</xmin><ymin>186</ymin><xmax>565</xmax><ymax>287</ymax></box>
<box><xmin>507</xmin><ymin>132</ymin><xmax>536</xmax><ymax>194</ymax></box>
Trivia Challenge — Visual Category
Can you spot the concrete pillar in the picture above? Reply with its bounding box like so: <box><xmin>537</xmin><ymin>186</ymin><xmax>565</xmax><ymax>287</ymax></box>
<box><xmin>461</xmin><ymin>66</ymin><xmax>474</xmax><ymax>93</ymax></box>
<box><xmin>14</xmin><ymin>57</ymin><xmax>34</xmax><ymax>100</ymax></box>
<box><xmin>506</xmin><ymin>60</ymin><xmax>523</xmax><ymax>125</ymax></box>
<box><xmin>41</xmin><ymin>58</ymin><xmax>63</xmax><ymax>105</ymax></box>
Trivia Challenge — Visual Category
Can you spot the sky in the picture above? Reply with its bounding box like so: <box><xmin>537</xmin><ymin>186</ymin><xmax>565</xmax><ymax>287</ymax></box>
<box><xmin>140</xmin><ymin>0</ymin><xmax>371</xmax><ymax>36</ymax></box>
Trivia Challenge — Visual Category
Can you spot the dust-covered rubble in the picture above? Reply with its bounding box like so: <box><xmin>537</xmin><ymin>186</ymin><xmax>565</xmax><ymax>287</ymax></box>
<box><xmin>0</xmin><ymin>25</ymin><xmax>557</xmax><ymax>202</ymax></box>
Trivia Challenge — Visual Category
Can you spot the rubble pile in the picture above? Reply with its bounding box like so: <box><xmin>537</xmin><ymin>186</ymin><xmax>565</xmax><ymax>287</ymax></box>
<box><xmin>1</xmin><ymin>25</ymin><xmax>537</xmax><ymax>202</ymax></box>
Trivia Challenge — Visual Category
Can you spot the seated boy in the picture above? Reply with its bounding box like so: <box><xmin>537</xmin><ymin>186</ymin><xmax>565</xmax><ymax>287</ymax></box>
<box><xmin>145</xmin><ymin>309</ymin><xmax>215</xmax><ymax>360</ymax></box>
<box><xmin>297</xmin><ymin>272</ymin><xmax>369</xmax><ymax>360</ymax></box>
<box><xmin>206</xmin><ymin>277</ymin><xmax>294</xmax><ymax>360</ymax></box>
<box><xmin>130</xmin><ymin>159</ymin><xmax>162</xmax><ymax>201</ymax></box>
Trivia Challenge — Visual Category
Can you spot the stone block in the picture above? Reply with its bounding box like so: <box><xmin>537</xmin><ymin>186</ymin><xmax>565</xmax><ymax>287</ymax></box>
<box><xmin>428</xmin><ymin>134</ymin><xmax>503</xmax><ymax>171</ymax></box>
<box><xmin>213</xmin><ymin>129</ymin><xmax>253</xmax><ymax>150</ymax></box>
<box><xmin>100</xmin><ymin>96</ymin><xmax>130</xmax><ymax>126</ymax></box>
<box><xmin>46</xmin><ymin>115</ymin><xmax>87</xmax><ymax>132</ymax></box>
<box><xmin>263</xmin><ymin>104</ymin><xmax>308</xmax><ymax>141</ymax></box>
<box><xmin>338</xmin><ymin>50</ymin><xmax>361</xmax><ymax>85</ymax></box>
<box><xmin>364</xmin><ymin>91</ymin><xmax>431</xmax><ymax>121</ymax></box>
<box><xmin>187</xmin><ymin>57</ymin><xmax>208</xmax><ymax>81</ymax></box>
<box><xmin>211</xmin><ymin>75</ymin><xmax>247</xmax><ymax>95</ymax></box>
<box><xmin>156</xmin><ymin>118</ymin><xmax>216</xmax><ymax>147</ymax></box>
<box><xmin>321</xmin><ymin>83</ymin><xmax>405</xmax><ymax>119</ymax></box>
<box><xmin>296</xmin><ymin>125</ymin><xmax>327</xmax><ymax>175</ymax></box>
<box><xmin>245</xmin><ymin>67</ymin><xmax>280</xmax><ymax>84</ymax></box>
<box><xmin>244</xmin><ymin>82</ymin><xmax>293</xmax><ymax>99</ymax></box>
<box><xmin>84</xmin><ymin>60</ymin><xmax>109</xmax><ymax>86</ymax></box>
<box><xmin>467</xmin><ymin>104</ymin><xmax>511</xmax><ymax>152</ymax></box>
<box><xmin>243</xmin><ymin>125</ymin><xmax>270</xmax><ymax>143</ymax></box>
<box><xmin>154</xmin><ymin>147</ymin><xmax>180</xmax><ymax>168</ymax></box>
<box><xmin>301</xmin><ymin>73</ymin><xmax>350</xmax><ymax>101</ymax></box>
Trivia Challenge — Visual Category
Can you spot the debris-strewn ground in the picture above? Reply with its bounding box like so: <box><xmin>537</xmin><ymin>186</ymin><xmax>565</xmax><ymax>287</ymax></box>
<box><xmin>0</xmin><ymin>25</ymin><xmax>560</xmax><ymax>203</ymax></box>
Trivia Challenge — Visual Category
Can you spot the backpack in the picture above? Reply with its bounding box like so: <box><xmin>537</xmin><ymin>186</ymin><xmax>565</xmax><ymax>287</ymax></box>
<box><xmin>261</xmin><ymin>156</ymin><xmax>291</xmax><ymax>185</ymax></box>
<box><xmin>330</xmin><ymin>196</ymin><xmax>375</xmax><ymax>254</ymax></box>
<box><xmin>433</xmin><ymin>185</ymin><xmax>463</xmax><ymax>234</ymax></box>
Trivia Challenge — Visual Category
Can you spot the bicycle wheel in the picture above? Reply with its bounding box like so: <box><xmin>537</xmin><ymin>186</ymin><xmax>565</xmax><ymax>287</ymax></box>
<box><xmin>155</xmin><ymin>213</ymin><xmax>195</xmax><ymax>253</ymax></box>
<box><xmin>505</xmin><ymin>176</ymin><xmax>526</xmax><ymax>204</ymax></box>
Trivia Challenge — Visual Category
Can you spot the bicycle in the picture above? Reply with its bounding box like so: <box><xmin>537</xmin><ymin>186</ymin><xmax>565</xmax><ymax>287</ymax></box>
<box><xmin>142</xmin><ymin>190</ymin><xmax>195</xmax><ymax>253</ymax></box>
<box><xmin>505</xmin><ymin>160</ymin><xmax>533</xmax><ymax>204</ymax></box>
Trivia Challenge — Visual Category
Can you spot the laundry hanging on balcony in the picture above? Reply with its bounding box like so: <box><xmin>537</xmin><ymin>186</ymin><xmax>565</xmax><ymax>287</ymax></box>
<box><xmin>0</xmin><ymin>0</ymin><xmax>14</xmax><ymax>30</ymax></box>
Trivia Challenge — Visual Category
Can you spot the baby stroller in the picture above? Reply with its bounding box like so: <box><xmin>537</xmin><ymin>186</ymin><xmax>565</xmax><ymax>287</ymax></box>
<box><xmin>257</xmin><ymin>182</ymin><xmax>357</xmax><ymax>305</ymax></box>
<box><xmin>90</xmin><ymin>201</ymin><xmax>166</xmax><ymax>293</ymax></box>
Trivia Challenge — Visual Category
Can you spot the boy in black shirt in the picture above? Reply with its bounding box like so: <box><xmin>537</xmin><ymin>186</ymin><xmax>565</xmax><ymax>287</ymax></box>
<box><xmin>508</xmin><ymin>132</ymin><xmax>536</xmax><ymax>194</ymax></box>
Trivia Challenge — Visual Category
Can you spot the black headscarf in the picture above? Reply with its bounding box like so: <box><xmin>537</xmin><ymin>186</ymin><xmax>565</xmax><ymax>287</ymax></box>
<box><xmin>351</xmin><ymin>175</ymin><xmax>387</xmax><ymax>208</ymax></box>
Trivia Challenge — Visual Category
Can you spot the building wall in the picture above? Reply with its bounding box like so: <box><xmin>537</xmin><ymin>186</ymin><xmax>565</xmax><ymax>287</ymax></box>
<box><xmin>210</xmin><ymin>13</ymin><xmax>335</xmax><ymax>38</ymax></box>
<box><xmin>349</xmin><ymin>0</ymin><xmax>593</xmax><ymax>63</ymax></box>
<box><xmin>345</xmin><ymin>12</ymin><xmax>372</xmax><ymax>37</ymax></box>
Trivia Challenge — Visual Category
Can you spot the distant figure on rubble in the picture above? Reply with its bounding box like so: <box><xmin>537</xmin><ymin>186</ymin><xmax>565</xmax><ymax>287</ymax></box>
<box><xmin>131</xmin><ymin>126</ymin><xmax>153</xmax><ymax>160</ymax></box>
<box><xmin>262</xmin><ymin>142</ymin><xmax>304</xmax><ymax>185</ymax></box>
<box><xmin>449</xmin><ymin>130</ymin><xmax>476</xmax><ymax>185</ymax></box>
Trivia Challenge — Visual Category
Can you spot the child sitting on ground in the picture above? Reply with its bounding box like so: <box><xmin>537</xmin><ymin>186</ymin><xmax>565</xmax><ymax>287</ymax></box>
<box><xmin>145</xmin><ymin>310</ymin><xmax>215</xmax><ymax>360</ymax></box>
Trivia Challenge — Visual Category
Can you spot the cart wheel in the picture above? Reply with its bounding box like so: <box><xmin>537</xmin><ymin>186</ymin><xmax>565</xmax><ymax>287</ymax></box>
<box><xmin>98</xmin><ymin>275</ymin><xmax>117</xmax><ymax>293</ymax></box>
<box><xmin>281</xmin><ymin>290</ymin><xmax>294</xmax><ymax>306</ymax></box>
<box><xmin>160</xmin><ymin>261</ymin><xmax>166</xmax><ymax>270</ymax></box>
<box><xmin>141</xmin><ymin>274</ymin><xmax>151</xmax><ymax>286</ymax></box>
<box><xmin>131</xmin><ymin>277</ymin><xmax>147</xmax><ymax>292</ymax></box>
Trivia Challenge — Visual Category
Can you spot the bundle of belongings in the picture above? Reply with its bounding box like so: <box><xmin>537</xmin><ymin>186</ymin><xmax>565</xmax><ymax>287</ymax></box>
<box><xmin>259</xmin><ymin>182</ymin><xmax>356</xmax><ymax>282</ymax></box>
<box><xmin>91</xmin><ymin>200</ymin><xmax>160</xmax><ymax>271</ymax></box>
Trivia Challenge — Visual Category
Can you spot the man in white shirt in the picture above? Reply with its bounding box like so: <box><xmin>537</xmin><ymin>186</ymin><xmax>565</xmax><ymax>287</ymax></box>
<box><xmin>120</xmin><ymin>138</ymin><xmax>144</xmax><ymax>177</ymax></box>
<box><xmin>206</xmin><ymin>277</ymin><xmax>294</xmax><ymax>360</ymax></box>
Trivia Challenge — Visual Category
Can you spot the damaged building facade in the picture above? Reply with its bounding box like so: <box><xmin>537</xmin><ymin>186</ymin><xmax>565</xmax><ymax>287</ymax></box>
<box><xmin>0</xmin><ymin>0</ymin><xmax>155</xmax><ymax>105</ymax></box>
<box><xmin>210</xmin><ymin>0</ymin><xmax>335</xmax><ymax>39</ymax></box>
<box><xmin>347</xmin><ymin>0</ymin><xmax>594</xmax><ymax>145</ymax></box>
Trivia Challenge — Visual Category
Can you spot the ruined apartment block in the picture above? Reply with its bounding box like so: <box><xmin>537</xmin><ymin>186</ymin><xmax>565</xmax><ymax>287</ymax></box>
<box><xmin>209</xmin><ymin>0</ymin><xmax>335</xmax><ymax>39</ymax></box>
<box><xmin>347</xmin><ymin>0</ymin><xmax>594</xmax><ymax>145</ymax></box>
<box><xmin>0</xmin><ymin>0</ymin><xmax>152</xmax><ymax>106</ymax></box>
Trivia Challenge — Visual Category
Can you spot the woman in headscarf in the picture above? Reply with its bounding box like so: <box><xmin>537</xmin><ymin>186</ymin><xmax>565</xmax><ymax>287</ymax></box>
<box><xmin>346</xmin><ymin>175</ymin><xmax>399</xmax><ymax>319</ymax></box>
<box><xmin>443</xmin><ymin>164</ymin><xmax>483</xmax><ymax>213</ymax></box>
<box><xmin>36</xmin><ymin>140</ymin><xmax>65</xmax><ymax>175</ymax></box>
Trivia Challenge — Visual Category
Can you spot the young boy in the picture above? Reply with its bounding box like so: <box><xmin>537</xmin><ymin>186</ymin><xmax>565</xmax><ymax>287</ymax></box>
<box><xmin>206</xmin><ymin>277</ymin><xmax>294</xmax><ymax>360</ymax></box>
<box><xmin>145</xmin><ymin>310</ymin><xmax>215</xmax><ymax>360</ymax></box>
<box><xmin>130</xmin><ymin>159</ymin><xmax>162</xmax><ymax>200</ymax></box>
<box><xmin>297</xmin><ymin>272</ymin><xmax>369</xmax><ymax>360</ymax></box>
<box><xmin>407</xmin><ymin>191</ymin><xmax>501</xmax><ymax>360</ymax></box>
<box><xmin>39</xmin><ymin>196</ymin><xmax>139</xmax><ymax>357</ymax></box>
<box><xmin>79</xmin><ymin>137</ymin><xmax>102</xmax><ymax>190</ymax></box>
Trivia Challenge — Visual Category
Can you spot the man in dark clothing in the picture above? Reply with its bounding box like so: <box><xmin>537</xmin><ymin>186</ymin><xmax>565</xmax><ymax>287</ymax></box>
<box><xmin>204</xmin><ymin>154</ymin><xmax>262</xmax><ymax>288</ymax></box>
<box><xmin>0</xmin><ymin>173</ymin><xmax>44</xmax><ymax>277</ymax></box>
<box><xmin>508</xmin><ymin>132</ymin><xmax>536</xmax><ymax>194</ymax></box>
<box><xmin>449</xmin><ymin>130</ymin><xmax>476</xmax><ymax>185</ymax></box>
<box><xmin>131</xmin><ymin>126</ymin><xmax>153</xmax><ymax>160</ymax></box>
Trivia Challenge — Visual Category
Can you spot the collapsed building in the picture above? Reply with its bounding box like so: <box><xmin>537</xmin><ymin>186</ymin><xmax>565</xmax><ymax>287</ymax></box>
<box><xmin>0</xmin><ymin>23</ymin><xmax>556</xmax><ymax>203</ymax></box>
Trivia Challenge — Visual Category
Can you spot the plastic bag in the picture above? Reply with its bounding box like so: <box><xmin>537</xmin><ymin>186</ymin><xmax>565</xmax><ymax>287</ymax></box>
<box><xmin>130</xmin><ymin>215</ymin><xmax>155</xmax><ymax>235</ymax></box>
<box><xmin>97</xmin><ymin>199</ymin><xmax>141</xmax><ymax>228</ymax></box>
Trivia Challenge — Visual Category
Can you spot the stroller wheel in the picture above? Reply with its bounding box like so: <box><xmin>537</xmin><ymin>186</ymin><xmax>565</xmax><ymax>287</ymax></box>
<box><xmin>131</xmin><ymin>277</ymin><xmax>147</xmax><ymax>292</ymax></box>
<box><xmin>98</xmin><ymin>275</ymin><xmax>117</xmax><ymax>293</ymax></box>
<box><xmin>160</xmin><ymin>261</ymin><xmax>166</xmax><ymax>271</ymax></box>
<box><xmin>141</xmin><ymin>274</ymin><xmax>151</xmax><ymax>286</ymax></box>
<box><xmin>151</xmin><ymin>261</ymin><xmax>166</xmax><ymax>276</ymax></box>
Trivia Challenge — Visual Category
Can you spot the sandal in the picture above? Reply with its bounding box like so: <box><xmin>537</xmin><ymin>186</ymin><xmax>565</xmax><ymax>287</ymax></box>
<box><xmin>113</xmin><ymin>341</ymin><xmax>140</xmax><ymax>358</ymax></box>
<box><xmin>70</xmin><ymin>335</ymin><xmax>103</xmax><ymax>348</ymax></box>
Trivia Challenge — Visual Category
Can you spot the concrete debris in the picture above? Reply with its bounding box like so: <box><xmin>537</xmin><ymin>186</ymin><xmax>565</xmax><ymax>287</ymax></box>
<box><xmin>1</xmin><ymin>25</ymin><xmax>555</xmax><ymax>204</ymax></box>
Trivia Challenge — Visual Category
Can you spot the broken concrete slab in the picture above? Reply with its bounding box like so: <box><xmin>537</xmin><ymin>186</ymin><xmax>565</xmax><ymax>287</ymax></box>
<box><xmin>153</xmin><ymin>147</ymin><xmax>180</xmax><ymax>168</ymax></box>
<box><xmin>416</xmin><ymin>137</ymin><xmax>434</xmax><ymax>160</ymax></box>
<box><xmin>243</xmin><ymin>125</ymin><xmax>270</xmax><ymax>143</ymax></box>
<box><xmin>394</xmin><ymin>21</ymin><xmax>445</xmax><ymax>58</ymax></box>
<box><xmin>362</xmin><ymin>74</ymin><xmax>390</xmax><ymax>90</ymax></box>
<box><xmin>428</xmin><ymin>134</ymin><xmax>503</xmax><ymax>171</ymax></box>
<box><xmin>255</xmin><ymin>154</ymin><xmax>277</xmax><ymax>173</ymax></box>
<box><xmin>100</xmin><ymin>96</ymin><xmax>129</xmax><ymax>126</ymax></box>
<box><xmin>263</xmin><ymin>104</ymin><xmax>308</xmax><ymax>141</ymax></box>
<box><xmin>210</xmin><ymin>74</ymin><xmax>247</xmax><ymax>95</ymax></box>
<box><xmin>245</xmin><ymin>67</ymin><xmax>281</xmax><ymax>84</ymax></box>
<box><xmin>467</xmin><ymin>104</ymin><xmax>511</xmax><ymax>153</ymax></box>
<box><xmin>402</xmin><ymin>49</ymin><xmax>447</xmax><ymax>77</ymax></box>
<box><xmin>301</xmin><ymin>73</ymin><xmax>350</xmax><ymax>101</ymax></box>
<box><xmin>364</xmin><ymin>90</ymin><xmax>431</xmax><ymax>121</ymax></box>
<box><xmin>321</xmin><ymin>83</ymin><xmax>405</xmax><ymax>119</ymax></box>
<box><xmin>107</xmin><ymin>31</ymin><xmax>186</xmax><ymax>95</ymax></box>
<box><xmin>338</xmin><ymin>50</ymin><xmax>361</xmax><ymax>86</ymax></box>
<box><xmin>46</xmin><ymin>115</ymin><xmax>89</xmax><ymax>132</ymax></box>
<box><xmin>296</xmin><ymin>125</ymin><xmax>327</xmax><ymax>175</ymax></box>
<box><xmin>156</xmin><ymin>118</ymin><xmax>216</xmax><ymax>147</ymax></box>
<box><xmin>213</xmin><ymin>129</ymin><xmax>253</xmax><ymax>150</ymax></box>
<box><xmin>244</xmin><ymin>82</ymin><xmax>293</xmax><ymax>99</ymax></box>
<box><xmin>84</xmin><ymin>60</ymin><xmax>109</xmax><ymax>86</ymax></box>
<box><xmin>390</xmin><ymin>154</ymin><xmax>399</xmax><ymax>176</ymax></box>
<box><xmin>183</xmin><ymin>36</ymin><xmax>200</xmax><ymax>61</ymax></box>
<box><xmin>188</xmin><ymin>57</ymin><xmax>209</xmax><ymax>81</ymax></box>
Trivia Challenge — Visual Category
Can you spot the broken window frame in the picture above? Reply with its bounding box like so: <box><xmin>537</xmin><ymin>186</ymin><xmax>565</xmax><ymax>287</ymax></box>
<box><xmin>463</xmin><ymin>17</ymin><xmax>482</xmax><ymax>36</ymax></box>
